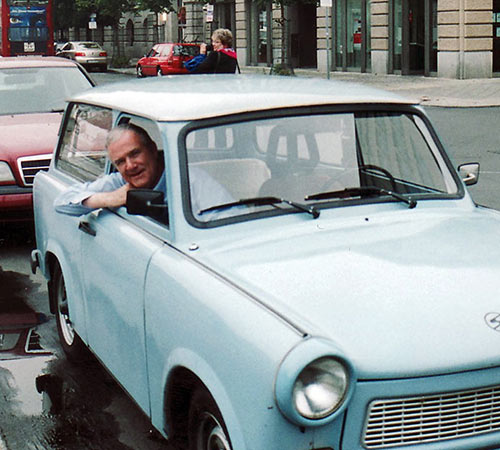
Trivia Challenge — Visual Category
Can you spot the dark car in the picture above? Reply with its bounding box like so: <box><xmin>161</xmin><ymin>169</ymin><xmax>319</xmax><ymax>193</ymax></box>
<box><xmin>136</xmin><ymin>42</ymin><xmax>200</xmax><ymax>77</ymax></box>
<box><xmin>0</xmin><ymin>56</ymin><xmax>94</xmax><ymax>222</ymax></box>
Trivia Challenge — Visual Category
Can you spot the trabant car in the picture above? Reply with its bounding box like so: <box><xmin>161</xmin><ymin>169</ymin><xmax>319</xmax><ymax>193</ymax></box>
<box><xmin>32</xmin><ymin>75</ymin><xmax>500</xmax><ymax>450</ymax></box>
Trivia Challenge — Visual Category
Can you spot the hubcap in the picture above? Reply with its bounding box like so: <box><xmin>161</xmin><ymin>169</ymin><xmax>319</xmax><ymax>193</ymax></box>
<box><xmin>197</xmin><ymin>412</ymin><xmax>230</xmax><ymax>450</ymax></box>
<box><xmin>57</xmin><ymin>277</ymin><xmax>75</xmax><ymax>345</ymax></box>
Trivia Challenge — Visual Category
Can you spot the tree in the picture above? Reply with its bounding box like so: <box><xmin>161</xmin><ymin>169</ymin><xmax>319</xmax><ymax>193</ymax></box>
<box><xmin>53</xmin><ymin>0</ymin><xmax>88</xmax><ymax>40</ymax></box>
<box><xmin>75</xmin><ymin>0</ymin><xmax>136</xmax><ymax>58</ymax></box>
<box><xmin>136</xmin><ymin>0</ymin><xmax>176</xmax><ymax>44</ymax></box>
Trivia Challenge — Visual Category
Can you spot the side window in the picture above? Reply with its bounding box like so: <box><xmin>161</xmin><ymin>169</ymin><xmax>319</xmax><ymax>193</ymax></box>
<box><xmin>56</xmin><ymin>104</ymin><xmax>113</xmax><ymax>182</ymax></box>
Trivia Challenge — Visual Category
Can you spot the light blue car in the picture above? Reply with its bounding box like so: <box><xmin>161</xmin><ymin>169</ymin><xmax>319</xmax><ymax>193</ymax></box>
<box><xmin>32</xmin><ymin>75</ymin><xmax>500</xmax><ymax>450</ymax></box>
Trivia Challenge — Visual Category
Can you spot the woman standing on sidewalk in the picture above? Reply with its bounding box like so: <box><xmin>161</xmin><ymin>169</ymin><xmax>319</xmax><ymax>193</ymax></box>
<box><xmin>194</xmin><ymin>28</ymin><xmax>239</xmax><ymax>74</ymax></box>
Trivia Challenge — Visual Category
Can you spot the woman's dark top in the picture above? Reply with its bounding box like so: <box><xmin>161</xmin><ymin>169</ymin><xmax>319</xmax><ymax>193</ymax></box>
<box><xmin>194</xmin><ymin>48</ymin><xmax>238</xmax><ymax>74</ymax></box>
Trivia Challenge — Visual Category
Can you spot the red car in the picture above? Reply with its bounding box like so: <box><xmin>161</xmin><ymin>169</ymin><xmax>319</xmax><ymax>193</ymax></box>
<box><xmin>0</xmin><ymin>57</ymin><xmax>94</xmax><ymax>222</ymax></box>
<box><xmin>136</xmin><ymin>43</ymin><xmax>200</xmax><ymax>77</ymax></box>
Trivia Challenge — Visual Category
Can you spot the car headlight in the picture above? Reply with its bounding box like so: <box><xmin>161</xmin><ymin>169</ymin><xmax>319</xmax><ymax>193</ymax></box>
<box><xmin>292</xmin><ymin>357</ymin><xmax>348</xmax><ymax>419</ymax></box>
<box><xmin>0</xmin><ymin>162</ymin><xmax>15</xmax><ymax>183</ymax></box>
<box><xmin>275</xmin><ymin>338</ymin><xmax>355</xmax><ymax>427</ymax></box>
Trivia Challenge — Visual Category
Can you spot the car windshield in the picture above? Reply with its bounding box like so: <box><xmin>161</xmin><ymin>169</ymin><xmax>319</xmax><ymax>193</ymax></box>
<box><xmin>0</xmin><ymin>66</ymin><xmax>92</xmax><ymax>115</ymax></box>
<box><xmin>183</xmin><ymin>111</ymin><xmax>459</xmax><ymax>224</ymax></box>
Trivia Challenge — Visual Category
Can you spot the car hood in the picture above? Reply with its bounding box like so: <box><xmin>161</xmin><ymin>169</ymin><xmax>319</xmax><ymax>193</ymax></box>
<box><xmin>197</xmin><ymin>206</ymin><xmax>500</xmax><ymax>379</ymax></box>
<box><xmin>0</xmin><ymin>113</ymin><xmax>61</xmax><ymax>159</ymax></box>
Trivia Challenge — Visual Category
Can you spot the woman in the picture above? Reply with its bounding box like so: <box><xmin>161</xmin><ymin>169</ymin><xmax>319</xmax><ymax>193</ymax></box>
<box><xmin>194</xmin><ymin>28</ymin><xmax>239</xmax><ymax>74</ymax></box>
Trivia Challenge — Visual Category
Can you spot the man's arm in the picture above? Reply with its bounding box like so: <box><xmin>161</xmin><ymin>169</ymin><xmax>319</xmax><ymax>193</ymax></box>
<box><xmin>54</xmin><ymin>172</ymin><xmax>127</xmax><ymax>216</ymax></box>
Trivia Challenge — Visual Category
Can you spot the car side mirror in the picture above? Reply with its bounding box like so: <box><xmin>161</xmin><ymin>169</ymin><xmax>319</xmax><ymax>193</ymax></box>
<box><xmin>458</xmin><ymin>162</ymin><xmax>480</xmax><ymax>186</ymax></box>
<box><xmin>127</xmin><ymin>189</ymin><xmax>168</xmax><ymax>224</ymax></box>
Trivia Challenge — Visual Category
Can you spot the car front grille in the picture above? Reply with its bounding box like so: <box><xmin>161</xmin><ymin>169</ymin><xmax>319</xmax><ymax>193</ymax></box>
<box><xmin>362</xmin><ymin>385</ymin><xmax>500</xmax><ymax>448</ymax></box>
<box><xmin>17</xmin><ymin>154</ymin><xmax>52</xmax><ymax>186</ymax></box>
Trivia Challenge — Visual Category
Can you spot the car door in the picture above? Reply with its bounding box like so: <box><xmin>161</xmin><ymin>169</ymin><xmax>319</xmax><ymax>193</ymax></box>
<box><xmin>78</xmin><ymin>115</ymin><xmax>168</xmax><ymax>414</ymax></box>
<box><xmin>143</xmin><ymin>45</ymin><xmax>160</xmax><ymax>76</ymax></box>
<box><xmin>159</xmin><ymin>44</ymin><xmax>173</xmax><ymax>74</ymax></box>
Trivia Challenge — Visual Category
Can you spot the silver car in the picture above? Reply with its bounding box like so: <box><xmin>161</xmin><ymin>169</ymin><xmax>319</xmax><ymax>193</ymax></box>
<box><xmin>57</xmin><ymin>41</ymin><xmax>107</xmax><ymax>72</ymax></box>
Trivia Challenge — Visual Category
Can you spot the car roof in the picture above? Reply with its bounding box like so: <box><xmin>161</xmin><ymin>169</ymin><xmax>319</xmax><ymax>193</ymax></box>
<box><xmin>70</xmin><ymin>75</ymin><xmax>417</xmax><ymax>121</ymax></box>
<box><xmin>0</xmin><ymin>56</ymin><xmax>80</xmax><ymax>69</ymax></box>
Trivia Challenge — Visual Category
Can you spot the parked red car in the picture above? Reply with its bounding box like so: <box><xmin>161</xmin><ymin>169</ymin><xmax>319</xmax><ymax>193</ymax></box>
<box><xmin>0</xmin><ymin>57</ymin><xmax>94</xmax><ymax>222</ymax></box>
<box><xmin>136</xmin><ymin>43</ymin><xmax>200</xmax><ymax>77</ymax></box>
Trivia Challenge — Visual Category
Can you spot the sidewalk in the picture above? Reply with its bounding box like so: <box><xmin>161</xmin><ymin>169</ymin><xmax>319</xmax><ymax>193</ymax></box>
<box><xmin>114</xmin><ymin>64</ymin><xmax>500</xmax><ymax>108</ymax></box>
<box><xmin>242</xmin><ymin>66</ymin><xmax>500</xmax><ymax>108</ymax></box>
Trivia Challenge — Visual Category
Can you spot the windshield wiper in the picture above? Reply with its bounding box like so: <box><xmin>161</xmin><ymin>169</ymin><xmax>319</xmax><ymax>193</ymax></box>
<box><xmin>305</xmin><ymin>186</ymin><xmax>417</xmax><ymax>209</ymax></box>
<box><xmin>199</xmin><ymin>196</ymin><xmax>320</xmax><ymax>219</ymax></box>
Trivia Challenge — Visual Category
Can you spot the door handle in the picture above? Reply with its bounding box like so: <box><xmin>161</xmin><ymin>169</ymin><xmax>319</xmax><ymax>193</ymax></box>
<box><xmin>78</xmin><ymin>220</ymin><xmax>96</xmax><ymax>237</ymax></box>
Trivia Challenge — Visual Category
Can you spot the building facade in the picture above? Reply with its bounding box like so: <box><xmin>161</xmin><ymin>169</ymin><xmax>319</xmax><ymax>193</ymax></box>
<box><xmin>63</xmin><ymin>1</ymin><xmax>500</xmax><ymax>79</ymax></box>
<box><xmin>183</xmin><ymin>0</ymin><xmax>498</xmax><ymax>79</ymax></box>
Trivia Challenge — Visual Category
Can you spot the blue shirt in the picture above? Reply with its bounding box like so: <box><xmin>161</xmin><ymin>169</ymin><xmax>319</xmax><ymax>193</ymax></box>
<box><xmin>54</xmin><ymin>167</ymin><xmax>234</xmax><ymax>221</ymax></box>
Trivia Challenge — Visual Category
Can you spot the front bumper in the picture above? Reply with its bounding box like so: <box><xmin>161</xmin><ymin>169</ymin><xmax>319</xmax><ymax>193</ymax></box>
<box><xmin>0</xmin><ymin>186</ymin><xmax>33</xmax><ymax>221</ymax></box>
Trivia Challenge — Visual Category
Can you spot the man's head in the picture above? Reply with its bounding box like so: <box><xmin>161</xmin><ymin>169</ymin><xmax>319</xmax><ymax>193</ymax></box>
<box><xmin>106</xmin><ymin>124</ymin><xmax>162</xmax><ymax>189</ymax></box>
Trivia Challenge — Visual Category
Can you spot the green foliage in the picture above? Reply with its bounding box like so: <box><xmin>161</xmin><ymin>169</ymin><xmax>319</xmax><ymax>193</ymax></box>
<box><xmin>136</xmin><ymin>0</ymin><xmax>175</xmax><ymax>14</ymax></box>
<box><xmin>269</xmin><ymin>63</ymin><xmax>295</xmax><ymax>76</ymax></box>
<box><xmin>110</xmin><ymin>55</ymin><xmax>131</xmax><ymax>68</ymax></box>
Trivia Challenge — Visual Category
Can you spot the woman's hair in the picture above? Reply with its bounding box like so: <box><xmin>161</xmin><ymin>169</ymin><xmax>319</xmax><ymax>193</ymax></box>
<box><xmin>212</xmin><ymin>28</ymin><xmax>233</xmax><ymax>48</ymax></box>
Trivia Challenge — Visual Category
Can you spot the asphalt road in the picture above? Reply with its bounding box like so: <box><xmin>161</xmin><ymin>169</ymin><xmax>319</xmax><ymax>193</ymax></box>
<box><xmin>0</xmin><ymin>70</ymin><xmax>499</xmax><ymax>449</ymax></box>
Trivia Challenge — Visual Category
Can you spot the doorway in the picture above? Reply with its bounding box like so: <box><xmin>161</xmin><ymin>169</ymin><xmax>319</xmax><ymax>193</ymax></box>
<box><xmin>494</xmin><ymin>0</ymin><xmax>500</xmax><ymax>72</ymax></box>
<box><xmin>334</xmin><ymin>0</ymin><xmax>371</xmax><ymax>72</ymax></box>
<box><xmin>289</xmin><ymin>3</ymin><xmax>317</xmax><ymax>68</ymax></box>
<box><xmin>391</xmin><ymin>0</ymin><xmax>437</xmax><ymax>75</ymax></box>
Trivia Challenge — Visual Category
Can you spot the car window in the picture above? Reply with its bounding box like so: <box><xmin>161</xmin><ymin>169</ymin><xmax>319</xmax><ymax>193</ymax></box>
<box><xmin>160</xmin><ymin>45</ymin><xmax>172</xmax><ymax>56</ymax></box>
<box><xmin>147</xmin><ymin>46</ymin><xmax>159</xmax><ymax>57</ymax></box>
<box><xmin>0</xmin><ymin>66</ymin><xmax>93</xmax><ymax>115</ymax></box>
<box><xmin>79</xmin><ymin>42</ymin><xmax>101</xmax><ymax>49</ymax></box>
<box><xmin>56</xmin><ymin>104</ymin><xmax>113</xmax><ymax>182</ymax></box>
<box><xmin>174</xmin><ymin>45</ymin><xmax>199</xmax><ymax>57</ymax></box>
<box><xmin>184</xmin><ymin>111</ymin><xmax>459</xmax><ymax>225</ymax></box>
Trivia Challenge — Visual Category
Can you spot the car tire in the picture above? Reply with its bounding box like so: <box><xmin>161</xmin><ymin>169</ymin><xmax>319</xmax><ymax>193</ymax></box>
<box><xmin>100</xmin><ymin>64</ymin><xmax>107</xmax><ymax>72</ymax></box>
<box><xmin>52</xmin><ymin>263</ymin><xmax>86</xmax><ymax>360</ymax></box>
<box><xmin>137</xmin><ymin>65</ymin><xmax>144</xmax><ymax>78</ymax></box>
<box><xmin>157</xmin><ymin>66</ymin><xmax>163</xmax><ymax>77</ymax></box>
<box><xmin>188</xmin><ymin>387</ymin><xmax>232</xmax><ymax>450</ymax></box>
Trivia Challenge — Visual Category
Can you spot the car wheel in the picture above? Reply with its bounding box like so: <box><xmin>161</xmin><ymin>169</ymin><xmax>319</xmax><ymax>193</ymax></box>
<box><xmin>157</xmin><ymin>66</ymin><xmax>163</xmax><ymax>77</ymax></box>
<box><xmin>100</xmin><ymin>64</ymin><xmax>107</xmax><ymax>72</ymax></box>
<box><xmin>137</xmin><ymin>65</ymin><xmax>144</xmax><ymax>78</ymax></box>
<box><xmin>188</xmin><ymin>387</ymin><xmax>232</xmax><ymax>450</ymax></box>
<box><xmin>52</xmin><ymin>264</ymin><xmax>86</xmax><ymax>360</ymax></box>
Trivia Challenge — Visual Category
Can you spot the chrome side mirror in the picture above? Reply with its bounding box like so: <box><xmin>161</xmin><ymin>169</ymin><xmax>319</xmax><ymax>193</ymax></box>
<box><xmin>458</xmin><ymin>162</ymin><xmax>480</xmax><ymax>186</ymax></box>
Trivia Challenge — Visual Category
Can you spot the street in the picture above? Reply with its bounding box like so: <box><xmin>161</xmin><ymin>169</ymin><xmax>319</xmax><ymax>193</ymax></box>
<box><xmin>1</xmin><ymin>69</ymin><xmax>500</xmax><ymax>449</ymax></box>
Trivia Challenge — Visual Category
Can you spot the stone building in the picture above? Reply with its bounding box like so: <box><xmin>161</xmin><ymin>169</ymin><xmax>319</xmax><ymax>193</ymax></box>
<box><xmin>179</xmin><ymin>0</ymin><xmax>498</xmax><ymax>79</ymax></box>
<box><xmin>68</xmin><ymin>1</ymin><xmax>499</xmax><ymax>79</ymax></box>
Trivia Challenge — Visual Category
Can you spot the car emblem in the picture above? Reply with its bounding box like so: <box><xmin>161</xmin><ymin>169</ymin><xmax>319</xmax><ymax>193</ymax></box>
<box><xmin>485</xmin><ymin>312</ymin><xmax>500</xmax><ymax>332</ymax></box>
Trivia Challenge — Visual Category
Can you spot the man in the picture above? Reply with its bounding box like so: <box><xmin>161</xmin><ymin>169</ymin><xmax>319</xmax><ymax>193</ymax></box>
<box><xmin>54</xmin><ymin>123</ymin><xmax>233</xmax><ymax>220</ymax></box>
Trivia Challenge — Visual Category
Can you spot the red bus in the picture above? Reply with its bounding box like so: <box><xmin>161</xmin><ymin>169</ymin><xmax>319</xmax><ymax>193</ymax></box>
<box><xmin>0</xmin><ymin>0</ymin><xmax>54</xmax><ymax>56</ymax></box>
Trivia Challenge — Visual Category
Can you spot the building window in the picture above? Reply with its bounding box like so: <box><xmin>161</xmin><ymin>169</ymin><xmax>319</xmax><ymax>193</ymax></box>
<box><xmin>126</xmin><ymin>19</ymin><xmax>134</xmax><ymax>46</ymax></box>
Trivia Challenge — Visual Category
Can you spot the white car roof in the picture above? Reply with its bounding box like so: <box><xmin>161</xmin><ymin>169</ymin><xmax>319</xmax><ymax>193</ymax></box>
<box><xmin>71</xmin><ymin>75</ymin><xmax>416</xmax><ymax>121</ymax></box>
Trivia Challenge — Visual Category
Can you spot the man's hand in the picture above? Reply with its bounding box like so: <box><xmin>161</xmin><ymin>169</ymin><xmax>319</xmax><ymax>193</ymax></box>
<box><xmin>83</xmin><ymin>183</ymin><xmax>131</xmax><ymax>209</ymax></box>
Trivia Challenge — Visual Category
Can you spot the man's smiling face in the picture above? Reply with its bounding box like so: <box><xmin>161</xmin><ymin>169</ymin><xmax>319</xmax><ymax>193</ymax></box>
<box><xmin>108</xmin><ymin>129</ymin><xmax>160</xmax><ymax>189</ymax></box>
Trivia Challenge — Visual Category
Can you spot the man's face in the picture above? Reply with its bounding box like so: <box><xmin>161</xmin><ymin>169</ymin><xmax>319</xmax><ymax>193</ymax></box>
<box><xmin>108</xmin><ymin>130</ymin><xmax>159</xmax><ymax>189</ymax></box>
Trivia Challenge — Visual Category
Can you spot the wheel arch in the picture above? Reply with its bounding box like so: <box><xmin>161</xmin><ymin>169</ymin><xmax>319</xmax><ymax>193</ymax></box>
<box><xmin>158</xmin><ymin>354</ymin><xmax>246</xmax><ymax>450</ymax></box>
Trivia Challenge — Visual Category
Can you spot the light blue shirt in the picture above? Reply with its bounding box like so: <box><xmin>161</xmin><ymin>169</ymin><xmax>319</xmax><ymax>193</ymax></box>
<box><xmin>54</xmin><ymin>167</ymin><xmax>234</xmax><ymax>221</ymax></box>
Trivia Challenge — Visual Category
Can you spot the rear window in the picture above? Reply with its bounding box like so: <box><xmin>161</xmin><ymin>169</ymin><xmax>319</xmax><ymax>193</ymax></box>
<box><xmin>79</xmin><ymin>42</ymin><xmax>101</xmax><ymax>49</ymax></box>
<box><xmin>0</xmin><ymin>66</ymin><xmax>93</xmax><ymax>115</ymax></box>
